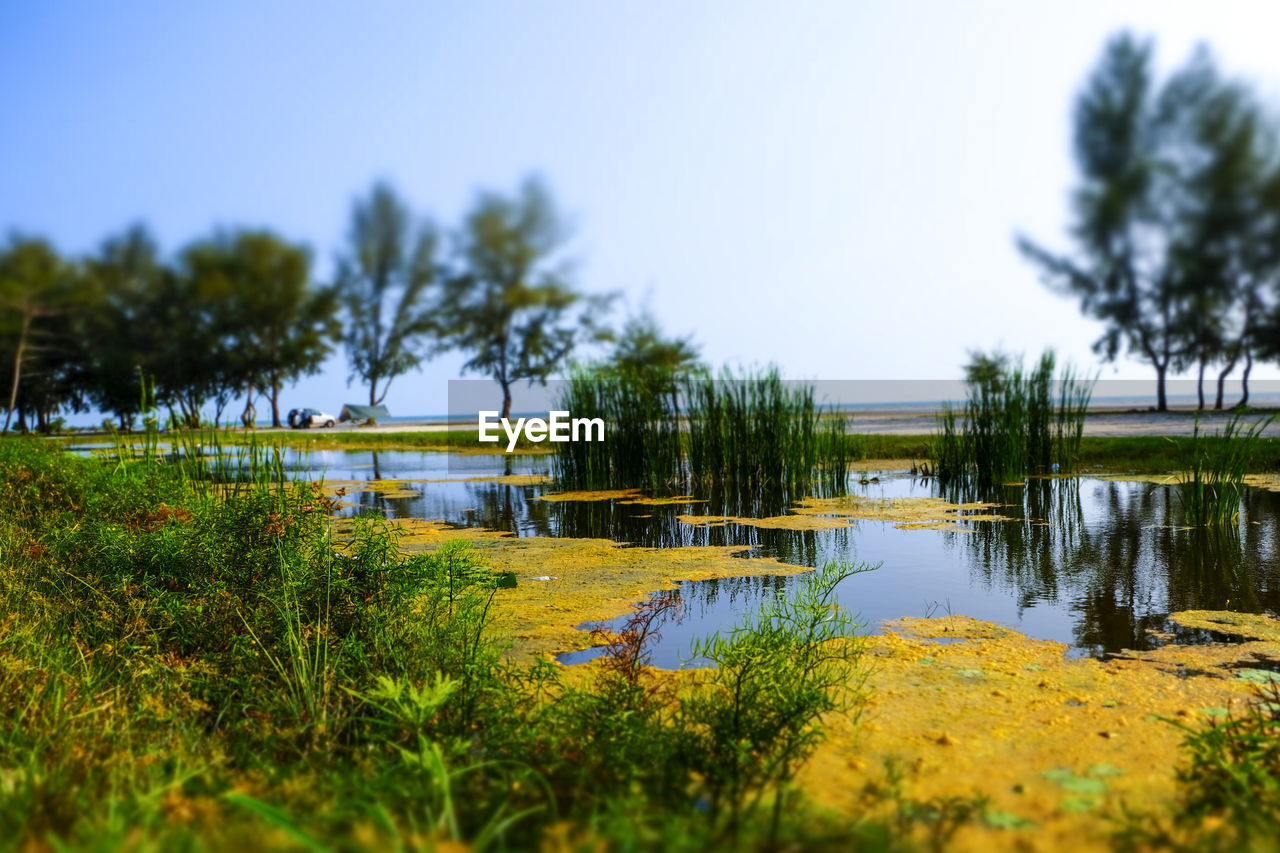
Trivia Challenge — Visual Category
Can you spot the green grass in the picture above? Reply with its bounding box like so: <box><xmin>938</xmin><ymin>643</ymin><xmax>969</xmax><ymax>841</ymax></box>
<box><xmin>931</xmin><ymin>352</ymin><xmax>1093</xmax><ymax>486</ymax></box>
<box><xmin>1</xmin><ymin>440</ymin><xmax>966</xmax><ymax>851</ymax></box>
<box><xmin>553</xmin><ymin>365</ymin><xmax>856</xmax><ymax>497</ymax></box>
<box><xmin>1173</xmin><ymin>415</ymin><xmax>1275</xmax><ymax>527</ymax></box>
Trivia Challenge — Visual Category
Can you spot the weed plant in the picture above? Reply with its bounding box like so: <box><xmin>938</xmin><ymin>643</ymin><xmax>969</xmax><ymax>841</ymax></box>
<box><xmin>1175</xmin><ymin>414</ymin><xmax>1274</xmax><ymax>527</ymax></box>
<box><xmin>679</xmin><ymin>561</ymin><xmax>876</xmax><ymax>846</ymax></box>
<box><xmin>1121</xmin><ymin>683</ymin><xmax>1280</xmax><ymax>850</ymax></box>
<box><xmin>554</xmin><ymin>365</ymin><xmax>858</xmax><ymax>498</ymax></box>
<box><xmin>931</xmin><ymin>351</ymin><xmax>1093</xmax><ymax>487</ymax></box>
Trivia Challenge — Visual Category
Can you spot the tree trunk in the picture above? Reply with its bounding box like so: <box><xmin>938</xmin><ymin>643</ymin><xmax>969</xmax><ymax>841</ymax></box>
<box><xmin>501</xmin><ymin>380</ymin><xmax>513</xmax><ymax>421</ymax></box>
<box><xmin>4</xmin><ymin>313</ymin><xmax>31</xmax><ymax>433</ymax></box>
<box><xmin>1240</xmin><ymin>349</ymin><xmax>1254</xmax><ymax>409</ymax></box>
<box><xmin>241</xmin><ymin>384</ymin><xmax>257</xmax><ymax>429</ymax></box>
<box><xmin>1196</xmin><ymin>360</ymin><xmax>1206</xmax><ymax>411</ymax></box>
<box><xmin>270</xmin><ymin>373</ymin><xmax>282</xmax><ymax>428</ymax></box>
<box><xmin>1215</xmin><ymin>352</ymin><xmax>1239</xmax><ymax>411</ymax></box>
<box><xmin>1155</xmin><ymin>362</ymin><xmax>1168</xmax><ymax>412</ymax></box>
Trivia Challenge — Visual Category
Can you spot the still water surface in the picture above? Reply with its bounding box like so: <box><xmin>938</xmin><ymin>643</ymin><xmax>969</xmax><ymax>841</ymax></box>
<box><xmin>84</xmin><ymin>446</ymin><xmax>1280</xmax><ymax>667</ymax></box>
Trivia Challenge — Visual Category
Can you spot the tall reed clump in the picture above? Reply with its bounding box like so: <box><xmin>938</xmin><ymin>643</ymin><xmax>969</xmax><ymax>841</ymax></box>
<box><xmin>1175</xmin><ymin>414</ymin><xmax>1273</xmax><ymax>527</ymax></box>
<box><xmin>552</xmin><ymin>366</ymin><xmax>682</xmax><ymax>491</ymax></box>
<box><xmin>553</xmin><ymin>365</ymin><xmax>855</xmax><ymax>496</ymax></box>
<box><xmin>931</xmin><ymin>351</ymin><xmax>1093</xmax><ymax>486</ymax></box>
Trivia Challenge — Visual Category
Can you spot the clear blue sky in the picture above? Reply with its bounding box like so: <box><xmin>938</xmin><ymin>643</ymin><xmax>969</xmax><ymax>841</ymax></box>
<box><xmin>4</xmin><ymin>1</ymin><xmax>1280</xmax><ymax>419</ymax></box>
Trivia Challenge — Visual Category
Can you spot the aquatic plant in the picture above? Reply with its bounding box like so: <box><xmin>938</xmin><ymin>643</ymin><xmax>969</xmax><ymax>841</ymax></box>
<box><xmin>1158</xmin><ymin>682</ymin><xmax>1280</xmax><ymax>847</ymax></box>
<box><xmin>552</xmin><ymin>365</ymin><xmax>682</xmax><ymax>491</ymax></box>
<box><xmin>553</xmin><ymin>364</ymin><xmax>857</xmax><ymax>497</ymax></box>
<box><xmin>1175</xmin><ymin>414</ymin><xmax>1274</xmax><ymax>527</ymax></box>
<box><xmin>679</xmin><ymin>560</ymin><xmax>875</xmax><ymax>845</ymax></box>
<box><xmin>931</xmin><ymin>350</ymin><xmax>1094</xmax><ymax>486</ymax></box>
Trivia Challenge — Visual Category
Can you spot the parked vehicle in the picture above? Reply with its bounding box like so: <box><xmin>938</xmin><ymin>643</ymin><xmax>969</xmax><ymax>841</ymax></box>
<box><xmin>288</xmin><ymin>408</ymin><xmax>336</xmax><ymax>428</ymax></box>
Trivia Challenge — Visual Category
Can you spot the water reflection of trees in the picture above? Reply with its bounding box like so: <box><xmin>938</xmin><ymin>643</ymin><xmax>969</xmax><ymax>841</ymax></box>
<box><xmin>952</xmin><ymin>477</ymin><xmax>1280</xmax><ymax>654</ymax></box>
<box><xmin>338</xmin><ymin>454</ymin><xmax>1280</xmax><ymax>658</ymax></box>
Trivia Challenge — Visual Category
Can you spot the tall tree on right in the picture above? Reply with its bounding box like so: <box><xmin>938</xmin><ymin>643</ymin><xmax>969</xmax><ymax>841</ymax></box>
<box><xmin>333</xmin><ymin>183</ymin><xmax>440</xmax><ymax>418</ymax></box>
<box><xmin>1018</xmin><ymin>34</ymin><xmax>1276</xmax><ymax>411</ymax></box>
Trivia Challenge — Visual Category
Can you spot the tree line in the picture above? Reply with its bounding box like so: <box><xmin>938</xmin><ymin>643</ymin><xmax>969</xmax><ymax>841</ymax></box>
<box><xmin>1022</xmin><ymin>32</ymin><xmax>1280</xmax><ymax>411</ymax></box>
<box><xmin>0</xmin><ymin>176</ymin><xmax>640</xmax><ymax>432</ymax></box>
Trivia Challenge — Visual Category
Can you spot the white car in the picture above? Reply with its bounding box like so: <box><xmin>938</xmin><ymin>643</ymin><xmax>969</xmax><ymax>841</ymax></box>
<box><xmin>289</xmin><ymin>408</ymin><xmax>337</xmax><ymax>428</ymax></box>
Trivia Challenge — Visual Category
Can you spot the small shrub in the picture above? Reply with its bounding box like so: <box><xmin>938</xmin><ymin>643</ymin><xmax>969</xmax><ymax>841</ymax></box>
<box><xmin>678</xmin><ymin>560</ymin><xmax>876</xmax><ymax>844</ymax></box>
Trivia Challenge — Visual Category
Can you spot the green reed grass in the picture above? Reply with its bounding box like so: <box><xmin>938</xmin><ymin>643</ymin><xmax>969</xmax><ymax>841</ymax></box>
<box><xmin>554</xmin><ymin>365</ymin><xmax>856</xmax><ymax>497</ymax></box>
<box><xmin>932</xmin><ymin>351</ymin><xmax>1093</xmax><ymax>486</ymax></box>
<box><xmin>1175</xmin><ymin>414</ymin><xmax>1273</xmax><ymax>527</ymax></box>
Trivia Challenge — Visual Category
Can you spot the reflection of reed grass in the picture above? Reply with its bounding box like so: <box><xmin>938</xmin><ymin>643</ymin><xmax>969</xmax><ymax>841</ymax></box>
<box><xmin>931</xmin><ymin>352</ymin><xmax>1093</xmax><ymax>486</ymax></box>
<box><xmin>1176</xmin><ymin>414</ymin><xmax>1273</xmax><ymax>527</ymax></box>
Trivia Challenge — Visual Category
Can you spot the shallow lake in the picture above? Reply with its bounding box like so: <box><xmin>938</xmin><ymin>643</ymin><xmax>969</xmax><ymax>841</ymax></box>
<box><xmin>80</xmin><ymin>445</ymin><xmax>1280</xmax><ymax>668</ymax></box>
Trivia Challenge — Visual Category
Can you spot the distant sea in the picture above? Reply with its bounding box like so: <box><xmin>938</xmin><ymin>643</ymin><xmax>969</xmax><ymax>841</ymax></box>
<box><xmin>242</xmin><ymin>391</ymin><xmax>1280</xmax><ymax>428</ymax></box>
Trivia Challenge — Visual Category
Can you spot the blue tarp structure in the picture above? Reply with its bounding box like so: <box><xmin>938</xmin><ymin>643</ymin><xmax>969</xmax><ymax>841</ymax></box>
<box><xmin>339</xmin><ymin>404</ymin><xmax>390</xmax><ymax>423</ymax></box>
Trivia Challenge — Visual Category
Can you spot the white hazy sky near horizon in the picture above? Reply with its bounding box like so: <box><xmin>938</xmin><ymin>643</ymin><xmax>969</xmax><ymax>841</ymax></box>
<box><xmin>4</xmin><ymin>0</ymin><xmax>1280</xmax><ymax>420</ymax></box>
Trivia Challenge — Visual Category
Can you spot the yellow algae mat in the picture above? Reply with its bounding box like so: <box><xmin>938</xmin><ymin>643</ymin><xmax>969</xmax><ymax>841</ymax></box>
<box><xmin>676</xmin><ymin>494</ymin><xmax>1011</xmax><ymax>532</ymax></box>
<box><xmin>388</xmin><ymin>518</ymin><xmax>808</xmax><ymax>659</ymax></box>
<box><xmin>374</xmin><ymin>515</ymin><xmax>1280</xmax><ymax>849</ymax></box>
<box><xmin>803</xmin><ymin>613</ymin><xmax>1277</xmax><ymax>850</ymax></box>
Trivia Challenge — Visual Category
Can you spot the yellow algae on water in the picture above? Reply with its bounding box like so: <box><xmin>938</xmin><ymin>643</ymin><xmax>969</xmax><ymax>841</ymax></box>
<box><xmin>536</xmin><ymin>489</ymin><xmax>645</xmax><ymax>502</ymax></box>
<box><xmin>674</xmin><ymin>495</ymin><xmax>1010</xmax><ymax>532</ymax></box>
<box><xmin>618</xmin><ymin>495</ymin><xmax>708</xmax><ymax>506</ymax></box>
<box><xmin>393</xmin><ymin>525</ymin><xmax>807</xmax><ymax>660</ymax></box>
<box><xmin>324</xmin><ymin>474</ymin><xmax>549</xmax><ymax>496</ymax></box>
<box><xmin>1168</xmin><ymin>609</ymin><xmax>1280</xmax><ymax>643</ymax></box>
<box><xmin>1244</xmin><ymin>473</ymin><xmax>1280</xmax><ymax>492</ymax></box>
<box><xmin>803</xmin><ymin>616</ymin><xmax>1274</xmax><ymax>852</ymax></box>
<box><xmin>675</xmin><ymin>513</ymin><xmax>851</xmax><ymax>531</ymax></box>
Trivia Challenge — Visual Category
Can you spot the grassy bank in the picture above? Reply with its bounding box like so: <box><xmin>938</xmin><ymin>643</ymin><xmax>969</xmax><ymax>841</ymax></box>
<box><xmin>48</xmin><ymin>430</ymin><xmax>1280</xmax><ymax>474</ymax></box>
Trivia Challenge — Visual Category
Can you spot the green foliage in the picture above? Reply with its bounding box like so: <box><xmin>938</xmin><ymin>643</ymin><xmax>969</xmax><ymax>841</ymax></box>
<box><xmin>1174</xmin><ymin>414</ymin><xmax>1273</xmax><ymax>526</ymax></box>
<box><xmin>0</xmin><ymin>442</ymin><xmax>905</xmax><ymax>850</ymax></box>
<box><xmin>931</xmin><ymin>351</ymin><xmax>1093</xmax><ymax>486</ymax></box>
<box><xmin>679</xmin><ymin>561</ymin><xmax>875</xmax><ymax>844</ymax></box>
<box><xmin>554</xmin><ymin>364</ymin><xmax>858</xmax><ymax>497</ymax></box>
<box><xmin>182</xmin><ymin>230</ymin><xmax>337</xmax><ymax>427</ymax></box>
<box><xmin>334</xmin><ymin>182</ymin><xmax>441</xmax><ymax>410</ymax></box>
<box><xmin>440</xmin><ymin>176</ymin><xmax>613</xmax><ymax>418</ymax></box>
<box><xmin>1151</xmin><ymin>684</ymin><xmax>1280</xmax><ymax>848</ymax></box>
<box><xmin>553</xmin><ymin>365</ymin><xmax>683</xmax><ymax>491</ymax></box>
<box><xmin>0</xmin><ymin>235</ymin><xmax>83</xmax><ymax>433</ymax></box>
<box><xmin>607</xmin><ymin>308</ymin><xmax>703</xmax><ymax>387</ymax></box>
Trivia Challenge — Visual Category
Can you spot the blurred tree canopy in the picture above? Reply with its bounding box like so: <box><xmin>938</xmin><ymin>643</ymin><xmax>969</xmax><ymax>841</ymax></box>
<box><xmin>182</xmin><ymin>231</ymin><xmax>336</xmax><ymax>427</ymax></box>
<box><xmin>440</xmin><ymin>177</ymin><xmax>613</xmax><ymax>419</ymax></box>
<box><xmin>0</xmin><ymin>236</ymin><xmax>81</xmax><ymax>432</ymax></box>
<box><xmin>333</xmin><ymin>183</ymin><xmax>440</xmax><ymax>416</ymax></box>
<box><xmin>1020</xmin><ymin>32</ymin><xmax>1280</xmax><ymax>411</ymax></box>
<box><xmin>0</xmin><ymin>176</ymin><xmax>660</xmax><ymax>433</ymax></box>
